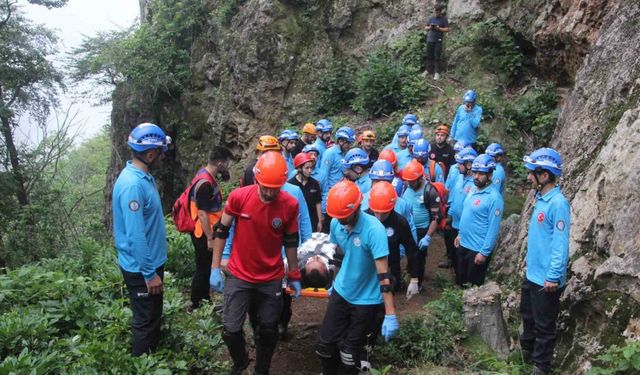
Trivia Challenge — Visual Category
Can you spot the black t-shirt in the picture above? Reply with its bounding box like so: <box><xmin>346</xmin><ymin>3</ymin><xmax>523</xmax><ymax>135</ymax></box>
<box><xmin>426</xmin><ymin>15</ymin><xmax>449</xmax><ymax>43</ymax></box>
<box><xmin>429</xmin><ymin>142</ymin><xmax>456</xmax><ymax>178</ymax></box>
<box><xmin>242</xmin><ymin>159</ymin><xmax>258</xmax><ymax>187</ymax></box>
<box><xmin>366</xmin><ymin>147</ymin><xmax>379</xmax><ymax>167</ymax></box>
<box><xmin>365</xmin><ymin>209</ymin><xmax>419</xmax><ymax>278</ymax></box>
<box><xmin>288</xmin><ymin>175</ymin><xmax>322</xmax><ymax>229</ymax></box>
<box><xmin>422</xmin><ymin>182</ymin><xmax>443</xmax><ymax>223</ymax></box>
<box><xmin>292</xmin><ymin>138</ymin><xmax>308</xmax><ymax>158</ymax></box>
<box><xmin>192</xmin><ymin>177</ymin><xmax>223</xmax><ymax>212</ymax></box>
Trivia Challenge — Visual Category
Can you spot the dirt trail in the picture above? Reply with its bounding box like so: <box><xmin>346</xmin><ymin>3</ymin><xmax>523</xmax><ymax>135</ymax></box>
<box><xmin>266</xmin><ymin>234</ymin><xmax>452</xmax><ymax>375</ymax></box>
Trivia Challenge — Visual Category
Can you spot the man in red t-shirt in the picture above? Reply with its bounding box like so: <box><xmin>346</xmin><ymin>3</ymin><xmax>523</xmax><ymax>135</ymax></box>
<box><xmin>209</xmin><ymin>151</ymin><xmax>302</xmax><ymax>375</ymax></box>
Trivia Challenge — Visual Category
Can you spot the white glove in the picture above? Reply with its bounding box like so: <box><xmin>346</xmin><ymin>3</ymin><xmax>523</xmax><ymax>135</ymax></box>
<box><xmin>406</xmin><ymin>279</ymin><xmax>420</xmax><ymax>300</ymax></box>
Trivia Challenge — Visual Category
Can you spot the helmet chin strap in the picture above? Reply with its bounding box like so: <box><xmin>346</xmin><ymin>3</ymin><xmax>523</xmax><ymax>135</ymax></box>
<box><xmin>533</xmin><ymin>171</ymin><xmax>553</xmax><ymax>192</ymax></box>
<box><xmin>135</xmin><ymin>148</ymin><xmax>161</xmax><ymax>170</ymax></box>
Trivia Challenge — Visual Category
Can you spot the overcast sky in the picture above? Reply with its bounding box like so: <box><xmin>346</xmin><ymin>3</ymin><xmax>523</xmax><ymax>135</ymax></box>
<box><xmin>17</xmin><ymin>0</ymin><xmax>139</xmax><ymax>144</ymax></box>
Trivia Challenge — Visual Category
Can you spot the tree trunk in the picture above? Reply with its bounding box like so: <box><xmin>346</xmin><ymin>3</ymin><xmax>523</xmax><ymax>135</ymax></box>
<box><xmin>462</xmin><ymin>281</ymin><xmax>511</xmax><ymax>358</ymax></box>
<box><xmin>1</xmin><ymin>114</ymin><xmax>29</xmax><ymax>206</ymax></box>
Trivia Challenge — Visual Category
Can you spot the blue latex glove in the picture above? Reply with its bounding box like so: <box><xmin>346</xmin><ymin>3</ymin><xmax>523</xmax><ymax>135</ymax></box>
<box><xmin>290</xmin><ymin>280</ymin><xmax>302</xmax><ymax>299</ymax></box>
<box><xmin>327</xmin><ymin>286</ymin><xmax>333</xmax><ymax>296</ymax></box>
<box><xmin>209</xmin><ymin>268</ymin><xmax>224</xmax><ymax>292</ymax></box>
<box><xmin>418</xmin><ymin>234</ymin><xmax>431</xmax><ymax>250</ymax></box>
<box><xmin>381</xmin><ymin>315</ymin><xmax>399</xmax><ymax>342</ymax></box>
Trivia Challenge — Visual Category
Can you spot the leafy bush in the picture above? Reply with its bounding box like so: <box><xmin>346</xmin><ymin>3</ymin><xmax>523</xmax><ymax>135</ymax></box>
<box><xmin>315</xmin><ymin>58</ymin><xmax>357</xmax><ymax>115</ymax></box>
<box><xmin>502</xmin><ymin>82</ymin><xmax>558</xmax><ymax>147</ymax></box>
<box><xmin>165</xmin><ymin>219</ymin><xmax>196</xmax><ymax>287</ymax></box>
<box><xmin>0</xmin><ymin>239</ymin><xmax>228</xmax><ymax>373</ymax></box>
<box><xmin>374</xmin><ymin>289</ymin><xmax>465</xmax><ymax>367</ymax></box>
<box><xmin>589</xmin><ymin>341</ymin><xmax>640</xmax><ymax>375</ymax></box>
<box><xmin>391</xmin><ymin>31</ymin><xmax>427</xmax><ymax>73</ymax></box>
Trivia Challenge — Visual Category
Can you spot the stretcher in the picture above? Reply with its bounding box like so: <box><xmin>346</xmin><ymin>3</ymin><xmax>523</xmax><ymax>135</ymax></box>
<box><xmin>286</xmin><ymin>287</ymin><xmax>329</xmax><ymax>298</ymax></box>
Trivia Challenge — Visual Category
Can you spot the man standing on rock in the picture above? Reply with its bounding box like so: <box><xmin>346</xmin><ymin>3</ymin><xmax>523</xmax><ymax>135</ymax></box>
<box><xmin>520</xmin><ymin>148</ymin><xmax>570</xmax><ymax>375</ymax></box>
<box><xmin>424</xmin><ymin>3</ymin><xmax>449</xmax><ymax>80</ymax></box>
<box><xmin>112</xmin><ymin>123</ymin><xmax>171</xmax><ymax>356</ymax></box>
<box><xmin>450</xmin><ymin>90</ymin><xmax>483</xmax><ymax>149</ymax></box>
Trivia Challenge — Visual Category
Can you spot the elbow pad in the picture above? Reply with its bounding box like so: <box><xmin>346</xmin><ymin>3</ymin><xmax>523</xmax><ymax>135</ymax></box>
<box><xmin>213</xmin><ymin>220</ymin><xmax>230</xmax><ymax>239</ymax></box>
<box><xmin>378</xmin><ymin>271</ymin><xmax>396</xmax><ymax>293</ymax></box>
<box><xmin>283</xmin><ymin>232</ymin><xmax>299</xmax><ymax>248</ymax></box>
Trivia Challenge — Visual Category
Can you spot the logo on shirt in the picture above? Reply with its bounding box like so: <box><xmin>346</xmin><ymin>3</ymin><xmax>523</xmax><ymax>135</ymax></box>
<box><xmin>495</xmin><ymin>208</ymin><xmax>501</xmax><ymax>216</ymax></box>
<box><xmin>473</xmin><ymin>199</ymin><xmax>481</xmax><ymax>206</ymax></box>
<box><xmin>430</xmin><ymin>153</ymin><xmax>436</xmax><ymax>160</ymax></box>
<box><xmin>465</xmin><ymin>186</ymin><xmax>471</xmax><ymax>193</ymax></box>
<box><xmin>353</xmin><ymin>236</ymin><xmax>361</xmax><ymax>247</ymax></box>
<box><xmin>272</xmin><ymin>217</ymin><xmax>282</xmax><ymax>229</ymax></box>
<box><xmin>537</xmin><ymin>212</ymin><xmax>545</xmax><ymax>223</ymax></box>
<box><xmin>556</xmin><ymin>220</ymin><xmax>565</xmax><ymax>231</ymax></box>
<box><xmin>418</xmin><ymin>195</ymin><xmax>424</xmax><ymax>203</ymax></box>
<box><xmin>386</xmin><ymin>227</ymin><xmax>394</xmax><ymax>237</ymax></box>
<box><xmin>128</xmin><ymin>200</ymin><xmax>140</xmax><ymax>211</ymax></box>
<box><xmin>435</xmin><ymin>196</ymin><xmax>441</xmax><ymax>203</ymax></box>
<box><xmin>494</xmin><ymin>178</ymin><xmax>501</xmax><ymax>185</ymax></box>
<box><xmin>310</xmin><ymin>189</ymin><xmax>318</xmax><ymax>193</ymax></box>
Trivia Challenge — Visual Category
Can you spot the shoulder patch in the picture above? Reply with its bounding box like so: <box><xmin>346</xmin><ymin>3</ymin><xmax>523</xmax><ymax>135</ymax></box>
<box><xmin>386</xmin><ymin>227</ymin><xmax>394</xmax><ymax>237</ymax></box>
<box><xmin>556</xmin><ymin>220</ymin><xmax>565</xmax><ymax>231</ymax></box>
<box><xmin>128</xmin><ymin>200</ymin><xmax>140</xmax><ymax>211</ymax></box>
<box><xmin>353</xmin><ymin>236</ymin><xmax>362</xmax><ymax>247</ymax></box>
<box><xmin>495</xmin><ymin>208</ymin><xmax>501</xmax><ymax>216</ymax></box>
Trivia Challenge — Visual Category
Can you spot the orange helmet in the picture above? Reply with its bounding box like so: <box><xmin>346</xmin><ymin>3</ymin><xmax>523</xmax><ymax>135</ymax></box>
<box><xmin>293</xmin><ymin>152</ymin><xmax>314</xmax><ymax>169</ymax></box>
<box><xmin>256</xmin><ymin>135</ymin><xmax>281</xmax><ymax>151</ymax></box>
<box><xmin>378</xmin><ymin>149</ymin><xmax>397</xmax><ymax>167</ymax></box>
<box><xmin>327</xmin><ymin>180</ymin><xmax>363</xmax><ymax>219</ymax></box>
<box><xmin>254</xmin><ymin>151</ymin><xmax>288</xmax><ymax>188</ymax></box>
<box><xmin>361</xmin><ymin>130</ymin><xmax>376</xmax><ymax>141</ymax></box>
<box><xmin>302</xmin><ymin>123</ymin><xmax>317</xmax><ymax>135</ymax></box>
<box><xmin>402</xmin><ymin>159</ymin><xmax>425</xmax><ymax>181</ymax></box>
<box><xmin>368</xmin><ymin>182</ymin><xmax>397</xmax><ymax>213</ymax></box>
<box><xmin>435</xmin><ymin>124</ymin><xmax>449</xmax><ymax>135</ymax></box>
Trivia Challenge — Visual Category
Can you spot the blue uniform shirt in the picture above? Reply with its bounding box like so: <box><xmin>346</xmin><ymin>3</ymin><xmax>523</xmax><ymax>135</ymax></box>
<box><xmin>459</xmin><ymin>184</ymin><xmax>504</xmax><ymax>256</ymax></box>
<box><xmin>397</xmin><ymin>148</ymin><xmax>413</xmax><ymax>171</ymax></box>
<box><xmin>361</xmin><ymin>194</ymin><xmax>417</xmax><ymax>241</ymax></box>
<box><xmin>492</xmin><ymin>163</ymin><xmax>506</xmax><ymax>195</ymax></box>
<box><xmin>356</xmin><ymin>174</ymin><xmax>372</xmax><ymax>194</ymax></box>
<box><xmin>402</xmin><ymin>183</ymin><xmax>430</xmax><ymax>229</ymax></box>
<box><xmin>450</xmin><ymin>104</ymin><xmax>483</xmax><ymax>144</ymax></box>
<box><xmin>448</xmin><ymin>173</ymin><xmax>474</xmax><ymax>229</ymax></box>
<box><xmin>320</xmin><ymin>145</ymin><xmax>346</xmax><ymax>212</ymax></box>
<box><xmin>112</xmin><ymin>161</ymin><xmax>167</xmax><ymax>280</ymax></box>
<box><xmin>331</xmin><ymin>213</ymin><xmax>389</xmax><ymax>305</ymax></box>
<box><xmin>284</xmin><ymin>152</ymin><xmax>296</xmax><ymax>179</ymax></box>
<box><xmin>313</xmin><ymin>138</ymin><xmax>328</xmax><ymax>159</ymax></box>
<box><xmin>423</xmin><ymin>161</ymin><xmax>445</xmax><ymax>183</ymax></box>
<box><xmin>445</xmin><ymin>164</ymin><xmax>460</xmax><ymax>191</ymax></box>
<box><xmin>526</xmin><ymin>186</ymin><xmax>571</xmax><ymax>287</ymax></box>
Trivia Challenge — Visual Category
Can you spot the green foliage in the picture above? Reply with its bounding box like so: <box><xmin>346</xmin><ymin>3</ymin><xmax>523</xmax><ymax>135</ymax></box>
<box><xmin>214</xmin><ymin>0</ymin><xmax>247</xmax><ymax>26</ymax></box>
<box><xmin>462</xmin><ymin>335</ymin><xmax>531</xmax><ymax>374</ymax></box>
<box><xmin>391</xmin><ymin>31</ymin><xmax>427</xmax><ymax>73</ymax></box>
<box><xmin>503</xmin><ymin>83</ymin><xmax>558</xmax><ymax>147</ymax></box>
<box><xmin>374</xmin><ymin>289</ymin><xmax>465</xmax><ymax>367</ymax></box>
<box><xmin>315</xmin><ymin>58</ymin><xmax>357</xmax><ymax>115</ymax></box>
<box><xmin>0</xmin><ymin>239</ymin><xmax>228</xmax><ymax>373</ymax></box>
<box><xmin>352</xmin><ymin>50</ymin><xmax>429</xmax><ymax>117</ymax></box>
<box><xmin>164</xmin><ymin>219</ymin><xmax>195</xmax><ymax>288</ymax></box>
<box><xmin>589</xmin><ymin>341</ymin><xmax>640</xmax><ymax>375</ymax></box>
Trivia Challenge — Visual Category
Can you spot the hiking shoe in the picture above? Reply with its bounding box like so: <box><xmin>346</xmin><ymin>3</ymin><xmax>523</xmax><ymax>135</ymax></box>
<box><xmin>434</xmin><ymin>72</ymin><xmax>440</xmax><ymax>80</ymax></box>
<box><xmin>521</xmin><ymin>349</ymin><xmax>533</xmax><ymax>364</ymax></box>
<box><xmin>437</xmin><ymin>258</ymin><xmax>452</xmax><ymax>269</ymax></box>
<box><xmin>531</xmin><ymin>366</ymin><xmax>548</xmax><ymax>375</ymax></box>
<box><xmin>231</xmin><ymin>358</ymin><xmax>250</xmax><ymax>375</ymax></box>
<box><xmin>359</xmin><ymin>360</ymin><xmax>371</xmax><ymax>372</ymax></box>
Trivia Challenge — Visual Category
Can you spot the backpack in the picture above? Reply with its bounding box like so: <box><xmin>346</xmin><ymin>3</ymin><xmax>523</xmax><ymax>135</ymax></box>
<box><xmin>172</xmin><ymin>168</ymin><xmax>214</xmax><ymax>233</ymax></box>
<box><xmin>428</xmin><ymin>159</ymin><xmax>447</xmax><ymax>183</ymax></box>
<box><xmin>423</xmin><ymin>181</ymin><xmax>449</xmax><ymax>231</ymax></box>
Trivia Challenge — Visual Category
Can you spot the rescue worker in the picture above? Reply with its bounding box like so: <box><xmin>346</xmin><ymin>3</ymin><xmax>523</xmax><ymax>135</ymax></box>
<box><xmin>383</xmin><ymin>124</ymin><xmax>411</xmax><ymax>154</ymax></box>
<box><xmin>520</xmin><ymin>148</ymin><xmax>570</xmax><ymax>375</ymax></box>
<box><xmin>316</xmin><ymin>180</ymin><xmax>399</xmax><ymax>375</ymax></box>
<box><xmin>360</xmin><ymin>130</ymin><xmax>379</xmax><ymax>165</ymax></box>
<box><xmin>366</xmin><ymin>182</ymin><xmax>421</xmax><ymax>298</ymax></box>
<box><xmin>397</xmin><ymin>129</ymin><xmax>423</xmax><ymax>170</ymax></box>
<box><xmin>293</xmin><ymin>122</ymin><xmax>317</xmax><ymax>157</ymax></box>
<box><xmin>319</xmin><ymin>126</ymin><xmax>356</xmax><ymax>232</ymax></box>
<box><xmin>445</xmin><ymin>140</ymin><xmax>472</xmax><ymax>191</ymax></box>
<box><xmin>412</xmin><ymin>138</ymin><xmax>445</xmax><ymax>183</ymax></box>
<box><xmin>187</xmin><ymin>146</ymin><xmax>232</xmax><ymax>310</ymax></box>
<box><xmin>241</xmin><ymin>135</ymin><xmax>281</xmax><ymax>187</ymax></box>
<box><xmin>430</xmin><ymin>123</ymin><xmax>456</xmax><ymax>178</ymax></box>
<box><xmin>209</xmin><ymin>152</ymin><xmax>302</xmax><ymax>375</ymax></box>
<box><xmin>401</xmin><ymin>159</ymin><xmax>442</xmax><ymax>290</ymax></box>
<box><xmin>313</xmin><ymin>118</ymin><xmax>333</xmax><ymax>159</ymax></box>
<box><xmin>378</xmin><ymin>149</ymin><xmax>405</xmax><ymax>196</ymax></box>
<box><xmin>112</xmin><ymin>123</ymin><xmax>171</xmax><ymax>356</ymax></box>
<box><xmin>454</xmin><ymin>154</ymin><xmax>504</xmax><ymax>287</ymax></box>
<box><xmin>302</xmin><ymin>143</ymin><xmax>325</xmax><ymax>183</ymax></box>
<box><xmin>342</xmin><ymin>147</ymin><xmax>372</xmax><ymax>194</ymax></box>
<box><xmin>486</xmin><ymin>142</ymin><xmax>507</xmax><ymax>195</ymax></box>
<box><xmin>450</xmin><ymin>90</ymin><xmax>483</xmax><ymax>148</ymax></box>
<box><xmin>279</xmin><ymin>129</ymin><xmax>299</xmax><ymax>179</ymax></box>
<box><xmin>289</xmin><ymin>152</ymin><xmax>323</xmax><ymax>233</ymax></box>
<box><xmin>444</xmin><ymin>147</ymin><xmax>477</xmax><ymax>273</ymax></box>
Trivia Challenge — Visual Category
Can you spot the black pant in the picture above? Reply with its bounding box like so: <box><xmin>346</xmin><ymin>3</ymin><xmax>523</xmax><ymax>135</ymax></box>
<box><xmin>316</xmin><ymin>292</ymin><xmax>384</xmax><ymax>375</ymax></box>
<box><xmin>415</xmin><ymin>227</ymin><xmax>429</xmax><ymax>287</ymax></box>
<box><xmin>322</xmin><ymin>213</ymin><xmax>332</xmax><ymax>234</ymax></box>
<box><xmin>388</xmin><ymin>241</ymin><xmax>403</xmax><ymax>292</ymax></box>
<box><xmin>425</xmin><ymin>42</ymin><xmax>443</xmax><ymax>74</ymax></box>
<box><xmin>223</xmin><ymin>275</ymin><xmax>283</xmax><ymax>374</ymax></box>
<box><xmin>121</xmin><ymin>266</ymin><xmax>164</xmax><ymax>356</ymax></box>
<box><xmin>444</xmin><ymin>226</ymin><xmax>459</xmax><ymax>268</ymax></box>
<box><xmin>190</xmin><ymin>233</ymin><xmax>213</xmax><ymax>308</ymax></box>
<box><xmin>519</xmin><ymin>278</ymin><xmax>563</xmax><ymax>372</ymax></box>
<box><xmin>455</xmin><ymin>246</ymin><xmax>490</xmax><ymax>287</ymax></box>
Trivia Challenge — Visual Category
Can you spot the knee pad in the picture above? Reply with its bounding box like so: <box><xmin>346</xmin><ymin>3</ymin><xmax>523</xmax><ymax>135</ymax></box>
<box><xmin>339</xmin><ymin>345</ymin><xmax>359</xmax><ymax>368</ymax></box>
<box><xmin>222</xmin><ymin>329</ymin><xmax>244</xmax><ymax>345</ymax></box>
<box><xmin>315</xmin><ymin>342</ymin><xmax>337</xmax><ymax>360</ymax></box>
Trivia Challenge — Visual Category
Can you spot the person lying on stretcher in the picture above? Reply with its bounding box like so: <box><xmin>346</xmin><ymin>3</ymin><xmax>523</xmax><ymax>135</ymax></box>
<box><xmin>286</xmin><ymin>232</ymin><xmax>342</xmax><ymax>296</ymax></box>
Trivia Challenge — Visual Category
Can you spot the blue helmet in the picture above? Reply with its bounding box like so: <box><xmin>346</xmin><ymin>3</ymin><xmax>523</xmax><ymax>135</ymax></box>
<box><xmin>279</xmin><ymin>129</ymin><xmax>299</xmax><ymax>141</ymax></box>
<box><xmin>456</xmin><ymin>148</ymin><xmax>478</xmax><ymax>164</ymax></box>
<box><xmin>471</xmin><ymin>154</ymin><xmax>496</xmax><ymax>173</ymax></box>
<box><xmin>391</xmin><ymin>176</ymin><xmax>404</xmax><ymax>197</ymax></box>
<box><xmin>463</xmin><ymin>90</ymin><xmax>477</xmax><ymax>103</ymax></box>
<box><xmin>412</xmin><ymin>139</ymin><xmax>431</xmax><ymax>158</ymax></box>
<box><xmin>486</xmin><ymin>143</ymin><xmax>505</xmax><ymax>156</ymax></box>
<box><xmin>342</xmin><ymin>148</ymin><xmax>369</xmax><ymax>167</ymax></box>
<box><xmin>523</xmin><ymin>148</ymin><xmax>563</xmax><ymax>176</ymax></box>
<box><xmin>408</xmin><ymin>129</ymin><xmax>423</xmax><ymax>146</ymax></box>
<box><xmin>396</xmin><ymin>124</ymin><xmax>411</xmax><ymax>137</ymax></box>
<box><xmin>128</xmin><ymin>123</ymin><xmax>171</xmax><ymax>152</ymax></box>
<box><xmin>315</xmin><ymin>119</ymin><xmax>333</xmax><ymax>133</ymax></box>
<box><xmin>453</xmin><ymin>140</ymin><xmax>470</xmax><ymax>152</ymax></box>
<box><xmin>403</xmin><ymin>114</ymin><xmax>418</xmax><ymax>125</ymax></box>
<box><xmin>302</xmin><ymin>144</ymin><xmax>320</xmax><ymax>154</ymax></box>
<box><xmin>369</xmin><ymin>160</ymin><xmax>395</xmax><ymax>182</ymax></box>
<box><xmin>335</xmin><ymin>126</ymin><xmax>356</xmax><ymax>143</ymax></box>
<box><xmin>411</xmin><ymin>124</ymin><xmax>423</xmax><ymax>133</ymax></box>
